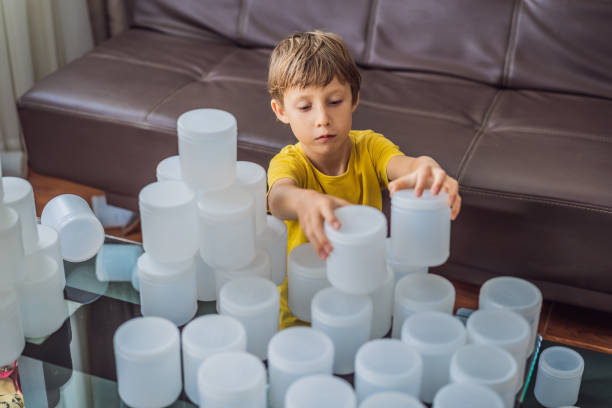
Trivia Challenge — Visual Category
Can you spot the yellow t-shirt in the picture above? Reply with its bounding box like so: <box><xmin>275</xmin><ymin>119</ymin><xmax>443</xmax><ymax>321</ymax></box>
<box><xmin>267</xmin><ymin>129</ymin><xmax>404</xmax><ymax>329</ymax></box>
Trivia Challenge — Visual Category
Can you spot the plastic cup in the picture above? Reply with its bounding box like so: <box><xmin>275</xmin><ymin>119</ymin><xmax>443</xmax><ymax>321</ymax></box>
<box><xmin>139</xmin><ymin>181</ymin><xmax>198</xmax><ymax>263</ymax></box>
<box><xmin>285</xmin><ymin>374</ymin><xmax>356</xmax><ymax>408</ymax></box>
<box><xmin>392</xmin><ymin>274</ymin><xmax>455</xmax><ymax>338</ymax></box>
<box><xmin>156</xmin><ymin>155</ymin><xmax>181</xmax><ymax>181</ymax></box>
<box><xmin>178</xmin><ymin>109</ymin><xmax>237</xmax><ymax>192</ymax></box>
<box><xmin>182</xmin><ymin>315</ymin><xmax>247</xmax><ymax>404</ymax></box>
<box><xmin>214</xmin><ymin>249</ymin><xmax>271</xmax><ymax>304</ymax></box>
<box><xmin>2</xmin><ymin>177</ymin><xmax>39</xmax><ymax>254</ymax></box>
<box><xmin>41</xmin><ymin>194</ymin><xmax>104</xmax><ymax>262</ymax></box>
<box><xmin>36</xmin><ymin>224</ymin><xmax>65</xmax><ymax>288</ymax></box>
<box><xmin>257</xmin><ymin>215</ymin><xmax>288</xmax><ymax>286</ymax></box>
<box><xmin>131</xmin><ymin>263</ymin><xmax>140</xmax><ymax>291</ymax></box>
<box><xmin>312</xmin><ymin>287</ymin><xmax>373</xmax><ymax>374</ymax></box>
<box><xmin>360</xmin><ymin>391</ymin><xmax>425</xmax><ymax>408</ymax></box>
<box><xmin>0</xmin><ymin>205</ymin><xmax>25</xmax><ymax>285</ymax></box>
<box><xmin>355</xmin><ymin>339</ymin><xmax>423</xmax><ymax>402</ymax></box>
<box><xmin>95</xmin><ymin>243</ymin><xmax>143</xmax><ymax>282</ymax></box>
<box><xmin>268</xmin><ymin>327</ymin><xmax>334</xmax><ymax>408</ymax></box>
<box><xmin>137</xmin><ymin>253</ymin><xmax>197</xmax><ymax>326</ymax></box>
<box><xmin>324</xmin><ymin>205</ymin><xmax>387</xmax><ymax>294</ymax></box>
<box><xmin>369</xmin><ymin>267</ymin><xmax>394</xmax><ymax>339</ymax></box>
<box><xmin>198</xmin><ymin>188</ymin><xmax>256</xmax><ymax>269</ymax></box>
<box><xmin>466</xmin><ymin>309</ymin><xmax>531</xmax><ymax>392</ymax></box>
<box><xmin>385</xmin><ymin>238</ymin><xmax>428</xmax><ymax>283</ymax></box>
<box><xmin>113</xmin><ymin>317</ymin><xmax>182</xmax><ymax>408</ymax></box>
<box><xmin>19</xmin><ymin>253</ymin><xmax>66</xmax><ymax>338</ymax></box>
<box><xmin>450</xmin><ymin>344</ymin><xmax>518</xmax><ymax>408</ymax></box>
<box><xmin>219</xmin><ymin>277</ymin><xmax>279</xmax><ymax>360</ymax></box>
<box><xmin>194</xmin><ymin>253</ymin><xmax>216</xmax><ymax>301</ymax></box>
<box><xmin>433</xmin><ymin>382</ymin><xmax>505</xmax><ymax>408</ymax></box>
<box><xmin>401</xmin><ymin>311</ymin><xmax>467</xmax><ymax>403</ymax></box>
<box><xmin>198</xmin><ymin>351</ymin><xmax>267</xmax><ymax>408</ymax></box>
<box><xmin>534</xmin><ymin>346</ymin><xmax>584</xmax><ymax>408</ymax></box>
<box><xmin>479</xmin><ymin>276</ymin><xmax>542</xmax><ymax>355</ymax></box>
<box><xmin>390</xmin><ymin>189</ymin><xmax>450</xmax><ymax>266</ymax></box>
<box><xmin>288</xmin><ymin>243</ymin><xmax>330</xmax><ymax>322</ymax></box>
<box><xmin>236</xmin><ymin>161</ymin><xmax>267</xmax><ymax>235</ymax></box>
<box><xmin>0</xmin><ymin>290</ymin><xmax>25</xmax><ymax>366</ymax></box>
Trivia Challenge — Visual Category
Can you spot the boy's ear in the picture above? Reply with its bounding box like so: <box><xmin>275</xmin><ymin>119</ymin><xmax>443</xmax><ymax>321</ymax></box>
<box><xmin>351</xmin><ymin>92</ymin><xmax>360</xmax><ymax>112</ymax></box>
<box><xmin>271</xmin><ymin>99</ymin><xmax>290</xmax><ymax>124</ymax></box>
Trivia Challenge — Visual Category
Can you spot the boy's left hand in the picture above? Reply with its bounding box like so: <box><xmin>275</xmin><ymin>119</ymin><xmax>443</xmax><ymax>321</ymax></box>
<box><xmin>388</xmin><ymin>164</ymin><xmax>461</xmax><ymax>220</ymax></box>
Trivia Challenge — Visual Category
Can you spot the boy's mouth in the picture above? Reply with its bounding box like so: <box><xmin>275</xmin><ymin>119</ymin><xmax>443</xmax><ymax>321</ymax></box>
<box><xmin>316</xmin><ymin>134</ymin><xmax>336</xmax><ymax>142</ymax></box>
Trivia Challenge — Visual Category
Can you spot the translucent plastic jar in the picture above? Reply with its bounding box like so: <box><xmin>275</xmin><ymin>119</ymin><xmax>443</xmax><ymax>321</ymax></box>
<box><xmin>360</xmin><ymin>391</ymin><xmax>425</xmax><ymax>408</ymax></box>
<box><xmin>257</xmin><ymin>215</ymin><xmax>288</xmax><ymax>286</ymax></box>
<box><xmin>324</xmin><ymin>205</ymin><xmax>387</xmax><ymax>294</ymax></box>
<box><xmin>285</xmin><ymin>374</ymin><xmax>356</xmax><ymax>408</ymax></box>
<box><xmin>534</xmin><ymin>346</ymin><xmax>584</xmax><ymax>408</ymax></box>
<box><xmin>0</xmin><ymin>205</ymin><xmax>25</xmax><ymax>285</ymax></box>
<box><xmin>433</xmin><ymin>382</ymin><xmax>504</xmax><ymax>408</ymax></box>
<box><xmin>0</xmin><ymin>290</ymin><xmax>25</xmax><ymax>366</ymax></box>
<box><xmin>36</xmin><ymin>224</ymin><xmax>65</xmax><ymax>288</ymax></box>
<box><xmin>156</xmin><ymin>155</ymin><xmax>181</xmax><ymax>181</ymax></box>
<box><xmin>236</xmin><ymin>161</ymin><xmax>267</xmax><ymax>235</ymax></box>
<box><xmin>390</xmin><ymin>189</ymin><xmax>450</xmax><ymax>266</ymax></box>
<box><xmin>3</xmin><ymin>177</ymin><xmax>39</xmax><ymax>254</ymax></box>
<box><xmin>214</xmin><ymin>249</ymin><xmax>271</xmax><ymax>304</ymax></box>
<box><xmin>385</xmin><ymin>238</ymin><xmax>428</xmax><ymax>283</ymax></box>
<box><xmin>177</xmin><ymin>109</ymin><xmax>237</xmax><ymax>192</ymax></box>
<box><xmin>288</xmin><ymin>243</ymin><xmax>329</xmax><ymax>322</ymax></box>
<box><xmin>369</xmin><ymin>268</ymin><xmax>394</xmax><ymax>339</ymax></box>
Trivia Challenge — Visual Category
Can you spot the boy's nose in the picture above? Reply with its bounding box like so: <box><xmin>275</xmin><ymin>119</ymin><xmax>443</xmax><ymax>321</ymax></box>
<box><xmin>315</xmin><ymin>107</ymin><xmax>331</xmax><ymax>127</ymax></box>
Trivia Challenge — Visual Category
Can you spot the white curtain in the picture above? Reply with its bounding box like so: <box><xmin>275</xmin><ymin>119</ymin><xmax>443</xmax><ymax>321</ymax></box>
<box><xmin>0</xmin><ymin>0</ymin><xmax>94</xmax><ymax>175</ymax></box>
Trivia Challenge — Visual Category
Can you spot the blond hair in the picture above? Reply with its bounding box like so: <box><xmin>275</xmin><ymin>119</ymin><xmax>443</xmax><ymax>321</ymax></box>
<box><xmin>268</xmin><ymin>31</ymin><xmax>361</xmax><ymax>105</ymax></box>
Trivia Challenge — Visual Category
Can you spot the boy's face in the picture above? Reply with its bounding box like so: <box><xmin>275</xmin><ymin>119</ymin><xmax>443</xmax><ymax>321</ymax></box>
<box><xmin>271</xmin><ymin>77</ymin><xmax>359</xmax><ymax>156</ymax></box>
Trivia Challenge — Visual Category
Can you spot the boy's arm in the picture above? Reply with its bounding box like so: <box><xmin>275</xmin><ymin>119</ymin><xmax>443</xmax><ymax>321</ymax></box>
<box><xmin>268</xmin><ymin>178</ymin><xmax>350</xmax><ymax>259</ymax></box>
<box><xmin>386</xmin><ymin>155</ymin><xmax>461</xmax><ymax>220</ymax></box>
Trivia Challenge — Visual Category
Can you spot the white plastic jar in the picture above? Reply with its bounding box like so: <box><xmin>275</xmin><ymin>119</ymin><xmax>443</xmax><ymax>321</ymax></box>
<box><xmin>479</xmin><ymin>276</ymin><xmax>542</xmax><ymax>355</ymax></box>
<box><xmin>214</xmin><ymin>249</ymin><xmax>271</xmax><ymax>304</ymax></box>
<box><xmin>466</xmin><ymin>309</ymin><xmax>531</xmax><ymax>392</ymax></box>
<box><xmin>390</xmin><ymin>189</ymin><xmax>450</xmax><ymax>266</ymax></box>
<box><xmin>0</xmin><ymin>205</ymin><xmax>25</xmax><ymax>285</ymax></box>
<box><xmin>0</xmin><ymin>290</ymin><xmax>25</xmax><ymax>366</ymax></box>
<box><xmin>138</xmin><ymin>181</ymin><xmax>198</xmax><ymax>263</ymax></box>
<box><xmin>360</xmin><ymin>391</ymin><xmax>425</xmax><ymax>408</ymax></box>
<box><xmin>385</xmin><ymin>238</ymin><xmax>428</xmax><ymax>283</ymax></box>
<box><xmin>181</xmin><ymin>315</ymin><xmax>247</xmax><ymax>404</ymax></box>
<box><xmin>236</xmin><ymin>161</ymin><xmax>267</xmax><ymax>235</ymax></box>
<box><xmin>177</xmin><ymin>109</ymin><xmax>237</xmax><ymax>192</ymax></box>
<box><xmin>369</xmin><ymin>267</ymin><xmax>394</xmax><ymax>339</ymax></box>
<box><xmin>197</xmin><ymin>351</ymin><xmax>267</xmax><ymax>408</ymax></box>
<box><xmin>137</xmin><ymin>253</ymin><xmax>197</xmax><ymax>326</ymax></box>
<box><xmin>324</xmin><ymin>205</ymin><xmax>387</xmax><ymax>294</ymax></box>
<box><xmin>392</xmin><ymin>274</ymin><xmax>455</xmax><ymax>338</ymax></box>
<box><xmin>219</xmin><ymin>277</ymin><xmax>279</xmax><ymax>360</ymax></box>
<box><xmin>354</xmin><ymin>339</ymin><xmax>423</xmax><ymax>402</ymax></box>
<box><xmin>113</xmin><ymin>317</ymin><xmax>182</xmax><ymax>408</ymax></box>
<box><xmin>198</xmin><ymin>188</ymin><xmax>256</xmax><ymax>269</ymax></box>
<box><xmin>285</xmin><ymin>374</ymin><xmax>356</xmax><ymax>408</ymax></box>
<box><xmin>156</xmin><ymin>155</ymin><xmax>181</xmax><ymax>181</ymax></box>
<box><xmin>36</xmin><ymin>224</ymin><xmax>65</xmax><ymax>288</ymax></box>
<box><xmin>312</xmin><ymin>287</ymin><xmax>373</xmax><ymax>375</ymax></box>
<box><xmin>401</xmin><ymin>311</ymin><xmax>467</xmax><ymax>403</ymax></box>
<box><xmin>257</xmin><ymin>215</ymin><xmax>288</xmax><ymax>286</ymax></box>
<box><xmin>450</xmin><ymin>344</ymin><xmax>518</xmax><ymax>408</ymax></box>
<box><xmin>2</xmin><ymin>177</ymin><xmax>39</xmax><ymax>254</ymax></box>
<box><xmin>268</xmin><ymin>327</ymin><xmax>334</xmax><ymax>408</ymax></box>
<box><xmin>433</xmin><ymin>382</ymin><xmax>505</xmax><ymax>408</ymax></box>
<box><xmin>19</xmin><ymin>253</ymin><xmax>66</xmax><ymax>338</ymax></box>
<box><xmin>288</xmin><ymin>243</ymin><xmax>329</xmax><ymax>322</ymax></box>
<box><xmin>534</xmin><ymin>346</ymin><xmax>584</xmax><ymax>408</ymax></box>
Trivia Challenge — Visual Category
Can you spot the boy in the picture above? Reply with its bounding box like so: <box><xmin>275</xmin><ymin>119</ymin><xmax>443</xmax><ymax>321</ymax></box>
<box><xmin>267</xmin><ymin>31</ymin><xmax>461</xmax><ymax>329</ymax></box>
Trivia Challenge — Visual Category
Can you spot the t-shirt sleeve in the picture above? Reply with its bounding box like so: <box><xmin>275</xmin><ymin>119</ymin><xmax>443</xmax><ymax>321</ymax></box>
<box><xmin>366</xmin><ymin>131</ymin><xmax>404</xmax><ymax>188</ymax></box>
<box><xmin>267</xmin><ymin>147</ymin><xmax>308</xmax><ymax>193</ymax></box>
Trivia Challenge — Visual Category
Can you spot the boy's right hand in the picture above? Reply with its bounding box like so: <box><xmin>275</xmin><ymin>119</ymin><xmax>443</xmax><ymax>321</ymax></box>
<box><xmin>296</xmin><ymin>190</ymin><xmax>350</xmax><ymax>260</ymax></box>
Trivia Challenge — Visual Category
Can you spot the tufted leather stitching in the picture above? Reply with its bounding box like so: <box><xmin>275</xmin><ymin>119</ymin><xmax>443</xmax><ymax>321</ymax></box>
<box><xmin>358</xmin><ymin>99</ymin><xmax>476</xmax><ymax>126</ymax></box>
<box><xmin>363</xmin><ymin>0</ymin><xmax>380</xmax><ymax>65</ymax></box>
<box><xmin>501</xmin><ymin>0</ymin><xmax>523</xmax><ymax>87</ymax></box>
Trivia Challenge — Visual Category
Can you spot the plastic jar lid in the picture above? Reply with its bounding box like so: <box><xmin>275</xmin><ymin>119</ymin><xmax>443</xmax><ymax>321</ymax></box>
<box><xmin>2</xmin><ymin>176</ymin><xmax>33</xmax><ymax>204</ymax></box>
<box><xmin>355</xmin><ymin>339</ymin><xmax>423</xmax><ymax>385</ymax></box>
<box><xmin>198</xmin><ymin>188</ymin><xmax>253</xmax><ymax>222</ymax></box>
<box><xmin>236</xmin><ymin>161</ymin><xmax>266</xmax><ymax>186</ymax></box>
<box><xmin>361</xmin><ymin>391</ymin><xmax>425</xmax><ymax>408</ymax></box>
<box><xmin>402</xmin><ymin>311</ymin><xmax>466</xmax><ymax>355</ymax></box>
<box><xmin>324</xmin><ymin>205</ymin><xmax>386</xmax><ymax>245</ymax></box>
<box><xmin>177</xmin><ymin>109</ymin><xmax>237</xmax><ymax>142</ymax></box>
<box><xmin>198</xmin><ymin>351</ymin><xmax>265</xmax><ymax>401</ymax></box>
<box><xmin>219</xmin><ymin>277</ymin><xmax>279</xmax><ymax>317</ymax></box>
<box><xmin>137</xmin><ymin>253</ymin><xmax>194</xmax><ymax>284</ymax></box>
<box><xmin>285</xmin><ymin>375</ymin><xmax>356</xmax><ymax>408</ymax></box>
<box><xmin>0</xmin><ymin>205</ymin><xmax>19</xmax><ymax>229</ymax></box>
<box><xmin>156</xmin><ymin>155</ymin><xmax>182</xmax><ymax>181</ymax></box>
<box><xmin>289</xmin><ymin>243</ymin><xmax>326</xmax><ymax>279</ymax></box>
<box><xmin>22</xmin><ymin>254</ymin><xmax>59</xmax><ymax>286</ymax></box>
<box><xmin>391</xmin><ymin>189</ymin><xmax>449</xmax><ymax>211</ymax></box>
<box><xmin>480</xmin><ymin>276</ymin><xmax>542</xmax><ymax>315</ymax></box>
<box><xmin>37</xmin><ymin>224</ymin><xmax>59</xmax><ymax>250</ymax></box>
<box><xmin>467</xmin><ymin>309</ymin><xmax>530</xmax><ymax>348</ymax></box>
<box><xmin>539</xmin><ymin>346</ymin><xmax>584</xmax><ymax>379</ymax></box>
<box><xmin>139</xmin><ymin>181</ymin><xmax>195</xmax><ymax>214</ymax></box>
<box><xmin>217</xmin><ymin>249</ymin><xmax>270</xmax><ymax>279</ymax></box>
<box><xmin>434</xmin><ymin>382</ymin><xmax>504</xmax><ymax>408</ymax></box>
<box><xmin>268</xmin><ymin>327</ymin><xmax>334</xmax><ymax>373</ymax></box>
<box><xmin>396</xmin><ymin>274</ymin><xmax>455</xmax><ymax>307</ymax></box>
<box><xmin>181</xmin><ymin>315</ymin><xmax>246</xmax><ymax>358</ymax></box>
<box><xmin>114</xmin><ymin>316</ymin><xmax>179</xmax><ymax>362</ymax></box>
<box><xmin>312</xmin><ymin>287</ymin><xmax>373</xmax><ymax>328</ymax></box>
<box><xmin>258</xmin><ymin>215</ymin><xmax>287</xmax><ymax>242</ymax></box>
<box><xmin>451</xmin><ymin>344</ymin><xmax>518</xmax><ymax>387</ymax></box>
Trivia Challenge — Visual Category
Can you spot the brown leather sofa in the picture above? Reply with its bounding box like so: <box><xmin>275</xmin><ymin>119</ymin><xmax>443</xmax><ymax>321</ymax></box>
<box><xmin>18</xmin><ymin>0</ymin><xmax>612</xmax><ymax>312</ymax></box>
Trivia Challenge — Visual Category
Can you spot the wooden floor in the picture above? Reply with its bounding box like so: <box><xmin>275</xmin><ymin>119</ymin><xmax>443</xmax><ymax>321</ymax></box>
<box><xmin>27</xmin><ymin>170</ymin><xmax>612</xmax><ymax>355</ymax></box>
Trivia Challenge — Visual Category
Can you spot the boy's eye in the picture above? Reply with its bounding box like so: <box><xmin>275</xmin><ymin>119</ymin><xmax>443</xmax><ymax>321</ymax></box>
<box><xmin>330</xmin><ymin>99</ymin><xmax>343</xmax><ymax>105</ymax></box>
<box><xmin>298</xmin><ymin>105</ymin><xmax>310</xmax><ymax>111</ymax></box>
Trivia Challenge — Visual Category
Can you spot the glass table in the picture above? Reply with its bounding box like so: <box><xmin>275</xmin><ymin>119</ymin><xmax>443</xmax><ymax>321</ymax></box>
<box><xmin>17</xmin><ymin>238</ymin><xmax>612</xmax><ymax>407</ymax></box>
